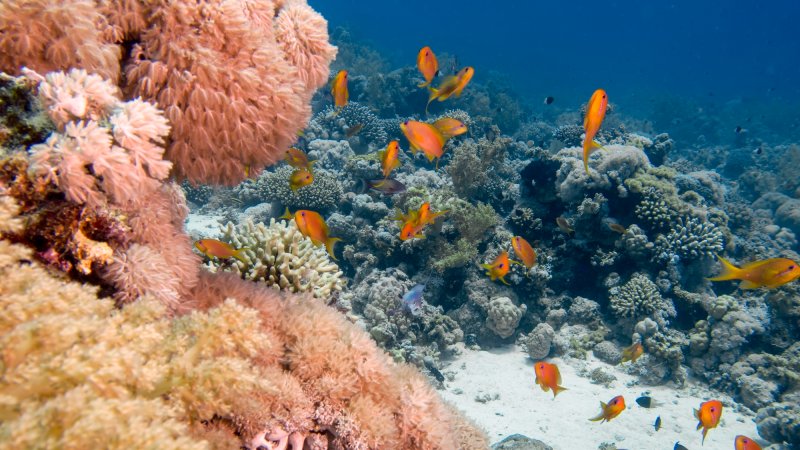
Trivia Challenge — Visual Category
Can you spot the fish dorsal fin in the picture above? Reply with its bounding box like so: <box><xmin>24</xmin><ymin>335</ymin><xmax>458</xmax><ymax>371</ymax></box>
<box><xmin>740</xmin><ymin>258</ymin><xmax>778</xmax><ymax>270</ymax></box>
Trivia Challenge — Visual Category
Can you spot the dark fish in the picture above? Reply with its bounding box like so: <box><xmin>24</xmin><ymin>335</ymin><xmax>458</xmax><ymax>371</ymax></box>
<box><xmin>655</xmin><ymin>416</ymin><xmax>662</xmax><ymax>431</ymax></box>
<box><xmin>543</xmin><ymin>96</ymin><xmax>555</xmax><ymax>105</ymax></box>
<box><xmin>556</xmin><ymin>217</ymin><xmax>574</xmax><ymax>234</ymax></box>
<box><xmin>346</xmin><ymin>123</ymin><xmax>364</xmax><ymax>138</ymax></box>
<box><xmin>362</xmin><ymin>179</ymin><xmax>406</xmax><ymax>195</ymax></box>
<box><xmin>735</xmin><ymin>125</ymin><xmax>743</xmax><ymax>133</ymax></box>
<box><xmin>674</xmin><ymin>443</ymin><xmax>688</xmax><ymax>450</ymax></box>
<box><xmin>607</xmin><ymin>222</ymin><xmax>627</xmax><ymax>234</ymax></box>
<box><xmin>423</xmin><ymin>358</ymin><xmax>445</xmax><ymax>382</ymax></box>
<box><xmin>636</xmin><ymin>396</ymin><xmax>659</xmax><ymax>408</ymax></box>
<box><xmin>754</xmin><ymin>146</ymin><xmax>763</xmax><ymax>155</ymax></box>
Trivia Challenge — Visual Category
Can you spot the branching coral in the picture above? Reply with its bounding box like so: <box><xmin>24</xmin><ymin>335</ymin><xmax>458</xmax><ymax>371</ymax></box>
<box><xmin>609</xmin><ymin>273</ymin><xmax>675</xmax><ymax>322</ymax></box>
<box><xmin>259</xmin><ymin>166</ymin><xmax>344</xmax><ymax>212</ymax></box>
<box><xmin>654</xmin><ymin>216</ymin><xmax>724</xmax><ymax>262</ymax></box>
<box><xmin>305</xmin><ymin>102</ymin><xmax>388</xmax><ymax>153</ymax></box>
<box><xmin>204</xmin><ymin>218</ymin><xmax>344</xmax><ymax>299</ymax></box>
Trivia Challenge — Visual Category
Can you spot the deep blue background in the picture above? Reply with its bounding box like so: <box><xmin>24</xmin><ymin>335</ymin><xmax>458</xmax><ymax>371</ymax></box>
<box><xmin>311</xmin><ymin>0</ymin><xmax>800</xmax><ymax>110</ymax></box>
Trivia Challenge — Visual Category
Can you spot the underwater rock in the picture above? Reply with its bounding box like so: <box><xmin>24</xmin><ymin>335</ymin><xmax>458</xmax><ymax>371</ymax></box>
<box><xmin>567</xmin><ymin>297</ymin><xmax>603</xmax><ymax>325</ymax></box>
<box><xmin>520</xmin><ymin>323</ymin><xmax>555</xmax><ymax>360</ymax></box>
<box><xmin>593</xmin><ymin>341</ymin><xmax>623</xmax><ymax>365</ymax></box>
<box><xmin>756</xmin><ymin>401</ymin><xmax>800</xmax><ymax>447</ymax></box>
<box><xmin>555</xmin><ymin>145</ymin><xmax>650</xmax><ymax>204</ymax></box>
<box><xmin>492</xmin><ymin>434</ymin><xmax>553</xmax><ymax>450</ymax></box>
<box><xmin>485</xmin><ymin>296</ymin><xmax>527</xmax><ymax>339</ymax></box>
<box><xmin>775</xmin><ymin>198</ymin><xmax>800</xmax><ymax>235</ymax></box>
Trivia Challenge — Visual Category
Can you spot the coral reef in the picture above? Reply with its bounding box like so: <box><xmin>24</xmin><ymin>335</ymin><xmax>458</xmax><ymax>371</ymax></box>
<box><xmin>203</xmin><ymin>219</ymin><xmax>345</xmax><ymax>299</ymax></box>
<box><xmin>1</xmin><ymin>0</ymin><xmax>338</xmax><ymax>185</ymax></box>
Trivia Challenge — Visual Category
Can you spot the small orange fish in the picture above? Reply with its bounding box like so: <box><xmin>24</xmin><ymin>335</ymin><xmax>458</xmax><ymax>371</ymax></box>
<box><xmin>331</xmin><ymin>70</ymin><xmax>348</xmax><ymax>109</ymax></box>
<box><xmin>433</xmin><ymin>117</ymin><xmax>468</xmax><ymax>139</ymax></box>
<box><xmin>416</xmin><ymin>202</ymin><xmax>448</xmax><ymax>226</ymax></box>
<box><xmin>583</xmin><ymin>89</ymin><xmax>608</xmax><ymax>174</ymax></box>
<box><xmin>511</xmin><ymin>236</ymin><xmax>537</xmax><ymax>269</ymax></box>
<box><xmin>534</xmin><ymin>361</ymin><xmax>567</xmax><ymax>398</ymax></box>
<box><xmin>620</xmin><ymin>342</ymin><xmax>644</xmax><ymax>363</ymax></box>
<box><xmin>695</xmin><ymin>400</ymin><xmax>723</xmax><ymax>444</ymax></box>
<box><xmin>280</xmin><ymin>208</ymin><xmax>341</xmax><ymax>259</ymax></box>
<box><xmin>608</xmin><ymin>222</ymin><xmax>627</xmax><ymax>234</ymax></box>
<box><xmin>400</xmin><ymin>219</ymin><xmax>427</xmax><ymax>241</ymax></box>
<box><xmin>426</xmin><ymin>66</ymin><xmax>475</xmax><ymax>114</ymax></box>
<box><xmin>194</xmin><ymin>239</ymin><xmax>248</xmax><ymax>263</ymax></box>
<box><xmin>379</xmin><ymin>141</ymin><xmax>402</xmax><ymax>179</ymax></box>
<box><xmin>556</xmin><ymin>217</ymin><xmax>574</xmax><ymax>235</ymax></box>
<box><xmin>285</xmin><ymin>147</ymin><xmax>314</xmax><ymax>170</ymax></box>
<box><xmin>416</xmin><ymin>46</ymin><xmax>439</xmax><ymax>88</ymax></box>
<box><xmin>589</xmin><ymin>395</ymin><xmax>626</xmax><ymax>423</ymax></box>
<box><xmin>482</xmin><ymin>250</ymin><xmax>516</xmax><ymax>285</ymax></box>
<box><xmin>708</xmin><ymin>255</ymin><xmax>800</xmax><ymax>289</ymax></box>
<box><xmin>289</xmin><ymin>169</ymin><xmax>314</xmax><ymax>191</ymax></box>
<box><xmin>735</xmin><ymin>435</ymin><xmax>762</xmax><ymax>450</ymax></box>
<box><xmin>400</xmin><ymin>120</ymin><xmax>447</xmax><ymax>167</ymax></box>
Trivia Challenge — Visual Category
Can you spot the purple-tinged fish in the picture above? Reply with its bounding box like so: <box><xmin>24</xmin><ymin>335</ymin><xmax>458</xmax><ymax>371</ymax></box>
<box><xmin>401</xmin><ymin>284</ymin><xmax>425</xmax><ymax>315</ymax></box>
<box><xmin>362</xmin><ymin>179</ymin><xmax>407</xmax><ymax>195</ymax></box>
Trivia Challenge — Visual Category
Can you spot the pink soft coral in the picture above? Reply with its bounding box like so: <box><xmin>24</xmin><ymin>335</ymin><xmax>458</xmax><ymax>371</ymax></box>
<box><xmin>3</xmin><ymin>0</ymin><xmax>337</xmax><ymax>185</ymax></box>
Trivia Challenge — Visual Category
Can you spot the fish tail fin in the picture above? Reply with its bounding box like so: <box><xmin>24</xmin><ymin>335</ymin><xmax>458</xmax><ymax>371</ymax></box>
<box><xmin>707</xmin><ymin>254</ymin><xmax>742</xmax><ymax>281</ymax></box>
<box><xmin>232</xmin><ymin>248</ymin><xmax>249</xmax><ymax>264</ymax></box>
<box><xmin>325</xmin><ymin>237</ymin><xmax>341</xmax><ymax>260</ymax></box>
<box><xmin>279</xmin><ymin>207</ymin><xmax>293</xmax><ymax>220</ymax></box>
<box><xmin>589</xmin><ymin>402</ymin><xmax>607</xmax><ymax>421</ymax></box>
<box><xmin>701</xmin><ymin>427</ymin><xmax>708</xmax><ymax>444</ymax></box>
<box><xmin>417</xmin><ymin>79</ymin><xmax>431</xmax><ymax>88</ymax></box>
<box><xmin>552</xmin><ymin>385</ymin><xmax>567</xmax><ymax>397</ymax></box>
<box><xmin>425</xmin><ymin>87</ymin><xmax>438</xmax><ymax>114</ymax></box>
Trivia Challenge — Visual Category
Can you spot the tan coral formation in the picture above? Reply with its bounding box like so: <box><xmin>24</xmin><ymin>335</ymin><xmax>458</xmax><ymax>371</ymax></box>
<box><xmin>1</xmin><ymin>0</ymin><xmax>337</xmax><ymax>185</ymax></box>
<box><xmin>0</xmin><ymin>196</ymin><xmax>488</xmax><ymax>449</ymax></box>
<box><xmin>203</xmin><ymin>218</ymin><xmax>345</xmax><ymax>299</ymax></box>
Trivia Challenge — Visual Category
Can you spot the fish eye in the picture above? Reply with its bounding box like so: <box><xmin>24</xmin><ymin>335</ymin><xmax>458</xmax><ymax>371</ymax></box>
<box><xmin>710</xmin><ymin>407</ymin><xmax>715</xmax><ymax>412</ymax></box>
<box><xmin>790</xmin><ymin>265</ymin><xmax>796</xmax><ymax>269</ymax></box>
<box><xmin>498</xmin><ymin>263</ymin><xmax>504</xmax><ymax>268</ymax></box>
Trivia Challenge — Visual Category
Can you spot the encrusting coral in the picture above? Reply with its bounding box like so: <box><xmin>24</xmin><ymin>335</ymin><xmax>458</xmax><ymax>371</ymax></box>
<box><xmin>1</xmin><ymin>0</ymin><xmax>338</xmax><ymax>185</ymax></box>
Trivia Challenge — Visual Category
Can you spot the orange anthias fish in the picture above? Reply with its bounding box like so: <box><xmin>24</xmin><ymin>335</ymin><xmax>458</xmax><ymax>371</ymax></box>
<box><xmin>289</xmin><ymin>169</ymin><xmax>314</xmax><ymax>191</ymax></box>
<box><xmin>280</xmin><ymin>208</ymin><xmax>341</xmax><ymax>259</ymax></box>
<box><xmin>433</xmin><ymin>117</ymin><xmax>468</xmax><ymax>139</ymax></box>
<box><xmin>511</xmin><ymin>236</ymin><xmax>537</xmax><ymax>269</ymax></box>
<box><xmin>426</xmin><ymin>66</ymin><xmax>475</xmax><ymax>113</ymax></box>
<box><xmin>285</xmin><ymin>147</ymin><xmax>314</xmax><ymax>170</ymax></box>
<box><xmin>589</xmin><ymin>395</ymin><xmax>626</xmax><ymax>423</ymax></box>
<box><xmin>735</xmin><ymin>435</ymin><xmax>762</xmax><ymax>450</ymax></box>
<box><xmin>400</xmin><ymin>219</ymin><xmax>427</xmax><ymax>241</ymax></box>
<box><xmin>194</xmin><ymin>239</ymin><xmax>248</xmax><ymax>263</ymax></box>
<box><xmin>708</xmin><ymin>255</ymin><xmax>800</xmax><ymax>289</ymax></box>
<box><xmin>482</xmin><ymin>250</ymin><xmax>516</xmax><ymax>285</ymax></box>
<box><xmin>400</xmin><ymin>120</ymin><xmax>446</xmax><ymax>167</ymax></box>
<box><xmin>695</xmin><ymin>400</ymin><xmax>723</xmax><ymax>444</ymax></box>
<box><xmin>331</xmin><ymin>70</ymin><xmax>349</xmax><ymax>109</ymax></box>
<box><xmin>416</xmin><ymin>46</ymin><xmax>439</xmax><ymax>88</ymax></box>
<box><xmin>416</xmin><ymin>202</ymin><xmax>448</xmax><ymax>226</ymax></box>
<box><xmin>379</xmin><ymin>140</ymin><xmax>402</xmax><ymax>179</ymax></box>
<box><xmin>533</xmin><ymin>361</ymin><xmax>567</xmax><ymax>398</ymax></box>
<box><xmin>620</xmin><ymin>342</ymin><xmax>644</xmax><ymax>363</ymax></box>
<box><xmin>582</xmin><ymin>88</ymin><xmax>608</xmax><ymax>174</ymax></box>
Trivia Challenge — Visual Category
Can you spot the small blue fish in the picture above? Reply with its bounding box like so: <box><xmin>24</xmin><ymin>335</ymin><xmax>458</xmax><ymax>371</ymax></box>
<box><xmin>401</xmin><ymin>284</ymin><xmax>425</xmax><ymax>316</ymax></box>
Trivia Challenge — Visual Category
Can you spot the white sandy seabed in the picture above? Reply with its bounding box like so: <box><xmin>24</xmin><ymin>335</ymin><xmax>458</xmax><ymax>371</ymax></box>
<box><xmin>440</xmin><ymin>345</ymin><xmax>762</xmax><ymax>450</ymax></box>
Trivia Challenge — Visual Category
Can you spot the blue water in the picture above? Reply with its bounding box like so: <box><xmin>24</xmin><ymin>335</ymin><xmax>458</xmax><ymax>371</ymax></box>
<box><xmin>313</xmin><ymin>0</ymin><xmax>800</xmax><ymax>133</ymax></box>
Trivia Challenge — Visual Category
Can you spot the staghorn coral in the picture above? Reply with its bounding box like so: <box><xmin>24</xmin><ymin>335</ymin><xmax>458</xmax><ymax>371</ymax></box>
<box><xmin>609</xmin><ymin>273</ymin><xmax>675</xmax><ymax>322</ymax></box>
<box><xmin>1</xmin><ymin>0</ymin><xmax>338</xmax><ymax>185</ymax></box>
<box><xmin>258</xmin><ymin>165</ymin><xmax>343</xmax><ymax>213</ymax></box>
<box><xmin>653</xmin><ymin>216</ymin><xmax>724</xmax><ymax>262</ymax></box>
<box><xmin>204</xmin><ymin>218</ymin><xmax>344</xmax><ymax>299</ymax></box>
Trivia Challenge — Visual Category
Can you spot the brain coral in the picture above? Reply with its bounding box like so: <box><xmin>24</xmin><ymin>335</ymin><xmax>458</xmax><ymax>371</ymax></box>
<box><xmin>203</xmin><ymin>218</ymin><xmax>344</xmax><ymax>299</ymax></box>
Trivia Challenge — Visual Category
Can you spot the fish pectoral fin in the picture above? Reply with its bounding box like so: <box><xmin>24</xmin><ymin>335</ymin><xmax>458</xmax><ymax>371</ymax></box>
<box><xmin>739</xmin><ymin>280</ymin><xmax>761</xmax><ymax>289</ymax></box>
